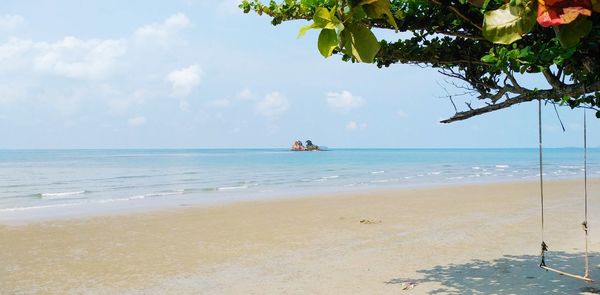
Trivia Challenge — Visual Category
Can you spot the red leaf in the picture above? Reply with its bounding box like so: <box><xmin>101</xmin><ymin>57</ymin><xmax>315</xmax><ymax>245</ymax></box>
<box><xmin>537</xmin><ymin>0</ymin><xmax>592</xmax><ymax>27</ymax></box>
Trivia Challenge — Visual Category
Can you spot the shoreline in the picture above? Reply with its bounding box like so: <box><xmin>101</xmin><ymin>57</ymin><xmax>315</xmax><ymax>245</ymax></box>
<box><xmin>2</xmin><ymin>176</ymin><xmax>598</xmax><ymax>225</ymax></box>
<box><xmin>2</xmin><ymin>178</ymin><xmax>600</xmax><ymax>294</ymax></box>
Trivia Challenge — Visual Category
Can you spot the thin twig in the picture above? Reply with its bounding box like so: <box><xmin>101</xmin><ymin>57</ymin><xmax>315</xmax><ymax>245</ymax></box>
<box><xmin>430</xmin><ymin>0</ymin><xmax>483</xmax><ymax>31</ymax></box>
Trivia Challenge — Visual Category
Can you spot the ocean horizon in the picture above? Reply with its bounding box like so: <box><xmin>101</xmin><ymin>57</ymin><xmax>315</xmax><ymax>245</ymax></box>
<box><xmin>1</xmin><ymin>148</ymin><xmax>598</xmax><ymax>222</ymax></box>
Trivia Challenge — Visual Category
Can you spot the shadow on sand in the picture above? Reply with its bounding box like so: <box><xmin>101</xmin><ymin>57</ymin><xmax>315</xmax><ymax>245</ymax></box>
<box><xmin>386</xmin><ymin>251</ymin><xmax>600</xmax><ymax>294</ymax></box>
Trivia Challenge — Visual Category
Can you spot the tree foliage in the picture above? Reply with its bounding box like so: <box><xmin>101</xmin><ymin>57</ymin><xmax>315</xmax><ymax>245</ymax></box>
<box><xmin>241</xmin><ymin>0</ymin><xmax>600</xmax><ymax>122</ymax></box>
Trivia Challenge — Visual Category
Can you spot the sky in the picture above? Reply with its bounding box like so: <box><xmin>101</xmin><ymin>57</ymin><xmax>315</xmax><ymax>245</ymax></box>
<box><xmin>0</xmin><ymin>0</ymin><xmax>598</xmax><ymax>149</ymax></box>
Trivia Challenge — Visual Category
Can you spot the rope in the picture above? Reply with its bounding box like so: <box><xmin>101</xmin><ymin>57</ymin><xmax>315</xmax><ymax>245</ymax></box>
<box><xmin>538</xmin><ymin>102</ymin><xmax>591</xmax><ymax>281</ymax></box>
<box><xmin>539</xmin><ymin>100</ymin><xmax>547</xmax><ymax>267</ymax></box>
<box><xmin>584</xmin><ymin>109</ymin><xmax>589</xmax><ymax>278</ymax></box>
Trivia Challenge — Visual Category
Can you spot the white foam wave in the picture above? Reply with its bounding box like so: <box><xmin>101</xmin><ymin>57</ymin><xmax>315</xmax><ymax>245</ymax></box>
<box><xmin>40</xmin><ymin>191</ymin><xmax>86</xmax><ymax>199</ymax></box>
<box><xmin>496</xmin><ymin>165</ymin><xmax>509</xmax><ymax>168</ymax></box>
<box><xmin>96</xmin><ymin>197</ymin><xmax>133</xmax><ymax>204</ymax></box>
<box><xmin>371</xmin><ymin>170</ymin><xmax>385</xmax><ymax>174</ymax></box>
<box><xmin>217</xmin><ymin>185</ymin><xmax>248</xmax><ymax>191</ymax></box>
<box><xmin>143</xmin><ymin>190</ymin><xmax>184</xmax><ymax>198</ymax></box>
<box><xmin>559</xmin><ymin>165</ymin><xmax>579</xmax><ymax>169</ymax></box>
<box><xmin>0</xmin><ymin>203</ymin><xmax>81</xmax><ymax>212</ymax></box>
<box><xmin>106</xmin><ymin>190</ymin><xmax>185</xmax><ymax>202</ymax></box>
<box><xmin>96</xmin><ymin>190</ymin><xmax>184</xmax><ymax>203</ymax></box>
<box><xmin>317</xmin><ymin>175</ymin><xmax>339</xmax><ymax>182</ymax></box>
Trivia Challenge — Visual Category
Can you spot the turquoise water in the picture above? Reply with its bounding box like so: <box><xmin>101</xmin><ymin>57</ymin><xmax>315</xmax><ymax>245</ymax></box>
<box><xmin>0</xmin><ymin>148</ymin><xmax>598</xmax><ymax>221</ymax></box>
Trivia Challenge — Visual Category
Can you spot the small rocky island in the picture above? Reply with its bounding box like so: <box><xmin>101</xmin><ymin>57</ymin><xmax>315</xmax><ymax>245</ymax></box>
<box><xmin>291</xmin><ymin>140</ymin><xmax>326</xmax><ymax>151</ymax></box>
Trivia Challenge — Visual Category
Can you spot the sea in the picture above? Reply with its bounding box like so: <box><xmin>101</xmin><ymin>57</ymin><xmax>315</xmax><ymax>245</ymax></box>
<box><xmin>1</xmin><ymin>148</ymin><xmax>598</xmax><ymax>222</ymax></box>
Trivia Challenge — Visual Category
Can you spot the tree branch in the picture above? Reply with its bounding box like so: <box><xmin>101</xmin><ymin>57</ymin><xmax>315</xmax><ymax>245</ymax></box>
<box><xmin>440</xmin><ymin>93</ymin><xmax>539</xmax><ymax>123</ymax></box>
<box><xmin>542</xmin><ymin>68</ymin><xmax>565</xmax><ymax>89</ymax></box>
<box><xmin>441</xmin><ymin>80</ymin><xmax>600</xmax><ymax>123</ymax></box>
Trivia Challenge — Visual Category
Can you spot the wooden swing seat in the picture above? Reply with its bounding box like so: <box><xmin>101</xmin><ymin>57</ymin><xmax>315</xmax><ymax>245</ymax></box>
<box><xmin>540</xmin><ymin>265</ymin><xmax>593</xmax><ymax>283</ymax></box>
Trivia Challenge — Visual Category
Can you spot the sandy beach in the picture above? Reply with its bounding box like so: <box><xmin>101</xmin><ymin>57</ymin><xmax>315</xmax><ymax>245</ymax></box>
<box><xmin>2</xmin><ymin>179</ymin><xmax>600</xmax><ymax>294</ymax></box>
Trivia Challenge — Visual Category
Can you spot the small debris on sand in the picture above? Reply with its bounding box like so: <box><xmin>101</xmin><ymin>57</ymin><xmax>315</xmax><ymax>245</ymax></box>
<box><xmin>400</xmin><ymin>282</ymin><xmax>417</xmax><ymax>290</ymax></box>
<box><xmin>359</xmin><ymin>219</ymin><xmax>381</xmax><ymax>224</ymax></box>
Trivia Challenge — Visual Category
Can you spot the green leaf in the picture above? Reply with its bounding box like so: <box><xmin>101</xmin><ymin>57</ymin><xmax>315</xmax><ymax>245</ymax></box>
<box><xmin>351</xmin><ymin>5</ymin><xmax>368</xmax><ymax>21</ymax></box>
<box><xmin>480</xmin><ymin>54</ymin><xmax>496</xmax><ymax>63</ymax></box>
<box><xmin>358</xmin><ymin>0</ymin><xmax>398</xmax><ymax>30</ymax></box>
<box><xmin>298</xmin><ymin>6</ymin><xmax>342</xmax><ymax>38</ymax></box>
<box><xmin>342</xmin><ymin>24</ymin><xmax>380</xmax><ymax>63</ymax></box>
<box><xmin>298</xmin><ymin>22</ymin><xmax>319</xmax><ymax>38</ymax></box>
<box><xmin>313</xmin><ymin>7</ymin><xmax>338</xmax><ymax>29</ymax></box>
<box><xmin>317</xmin><ymin>29</ymin><xmax>338</xmax><ymax>58</ymax></box>
<box><xmin>555</xmin><ymin>17</ymin><xmax>592</xmax><ymax>48</ymax></box>
<box><xmin>482</xmin><ymin>3</ymin><xmax>536</xmax><ymax>45</ymax></box>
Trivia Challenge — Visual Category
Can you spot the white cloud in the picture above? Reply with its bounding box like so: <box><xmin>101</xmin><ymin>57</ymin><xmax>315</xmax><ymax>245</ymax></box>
<box><xmin>346</xmin><ymin>121</ymin><xmax>368</xmax><ymax>131</ymax></box>
<box><xmin>326</xmin><ymin>90</ymin><xmax>364</xmax><ymax>111</ymax></box>
<box><xmin>236</xmin><ymin>88</ymin><xmax>254</xmax><ymax>101</ymax></box>
<box><xmin>33</xmin><ymin>37</ymin><xmax>127</xmax><ymax>79</ymax></box>
<box><xmin>134</xmin><ymin>13</ymin><xmax>190</xmax><ymax>45</ymax></box>
<box><xmin>208</xmin><ymin>98</ymin><xmax>232</xmax><ymax>108</ymax></box>
<box><xmin>128</xmin><ymin>116</ymin><xmax>146</xmax><ymax>126</ymax></box>
<box><xmin>0</xmin><ymin>13</ymin><xmax>200</xmax><ymax>117</ymax></box>
<box><xmin>256</xmin><ymin>91</ymin><xmax>289</xmax><ymax>117</ymax></box>
<box><xmin>0</xmin><ymin>14</ymin><xmax>25</xmax><ymax>31</ymax></box>
<box><xmin>166</xmin><ymin>64</ymin><xmax>202</xmax><ymax>96</ymax></box>
<box><xmin>0</xmin><ymin>36</ymin><xmax>126</xmax><ymax>80</ymax></box>
<box><xmin>0</xmin><ymin>38</ymin><xmax>32</xmax><ymax>62</ymax></box>
<box><xmin>0</xmin><ymin>14</ymin><xmax>193</xmax><ymax>81</ymax></box>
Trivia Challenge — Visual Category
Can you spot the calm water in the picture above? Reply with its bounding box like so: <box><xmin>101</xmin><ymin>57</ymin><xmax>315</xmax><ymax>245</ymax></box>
<box><xmin>1</xmin><ymin>148</ymin><xmax>598</xmax><ymax>221</ymax></box>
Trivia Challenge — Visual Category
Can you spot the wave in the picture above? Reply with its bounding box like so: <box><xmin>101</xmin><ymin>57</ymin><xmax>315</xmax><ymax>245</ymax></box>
<box><xmin>495</xmin><ymin>165</ymin><xmax>509</xmax><ymax>168</ymax></box>
<box><xmin>371</xmin><ymin>170</ymin><xmax>385</xmax><ymax>174</ymax></box>
<box><xmin>0</xmin><ymin>202</ymin><xmax>81</xmax><ymax>212</ymax></box>
<box><xmin>131</xmin><ymin>190</ymin><xmax>185</xmax><ymax>199</ymax></box>
<box><xmin>559</xmin><ymin>165</ymin><xmax>580</xmax><ymax>169</ymax></box>
<box><xmin>40</xmin><ymin>191</ymin><xmax>88</xmax><ymax>199</ymax></box>
<box><xmin>95</xmin><ymin>190</ymin><xmax>185</xmax><ymax>203</ymax></box>
<box><xmin>217</xmin><ymin>185</ymin><xmax>248</xmax><ymax>191</ymax></box>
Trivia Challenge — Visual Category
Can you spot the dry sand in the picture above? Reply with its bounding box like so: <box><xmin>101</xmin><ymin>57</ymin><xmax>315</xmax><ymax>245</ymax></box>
<box><xmin>2</xmin><ymin>179</ymin><xmax>600</xmax><ymax>294</ymax></box>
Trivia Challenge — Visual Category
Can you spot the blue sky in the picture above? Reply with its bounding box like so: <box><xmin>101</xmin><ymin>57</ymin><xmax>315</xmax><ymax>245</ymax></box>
<box><xmin>0</xmin><ymin>0</ymin><xmax>597</xmax><ymax>148</ymax></box>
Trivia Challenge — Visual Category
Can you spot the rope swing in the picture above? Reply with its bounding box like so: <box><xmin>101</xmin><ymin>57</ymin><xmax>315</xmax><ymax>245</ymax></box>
<box><xmin>538</xmin><ymin>99</ymin><xmax>593</xmax><ymax>282</ymax></box>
